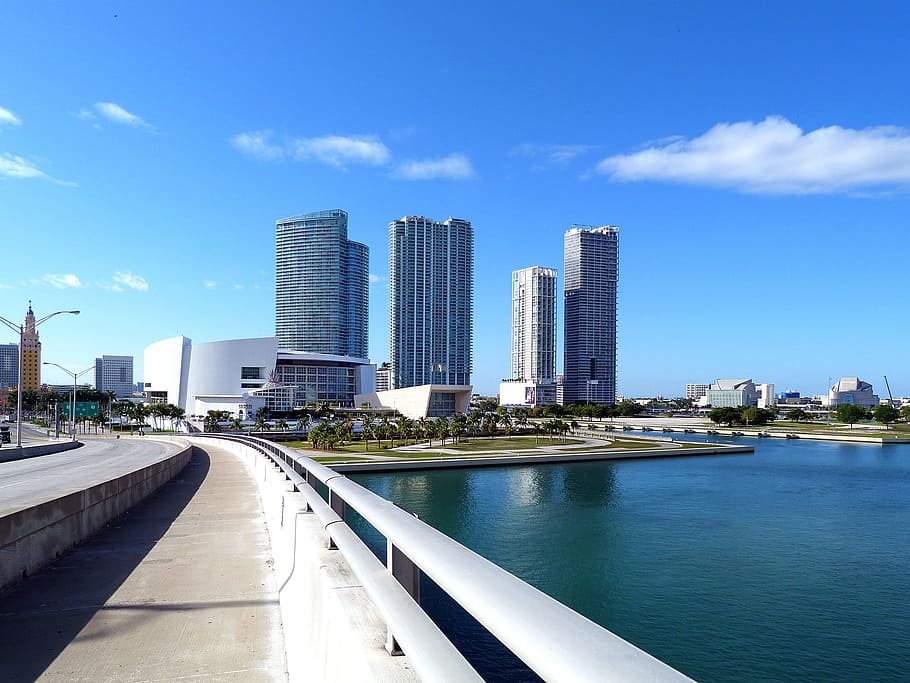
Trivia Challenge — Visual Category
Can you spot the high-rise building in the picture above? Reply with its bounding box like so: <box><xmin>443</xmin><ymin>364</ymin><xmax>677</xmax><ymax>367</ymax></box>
<box><xmin>511</xmin><ymin>266</ymin><xmax>557</xmax><ymax>382</ymax></box>
<box><xmin>275</xmin><ymin>209</ymin><xmax>369</xmax><ymax>357</ymax></box>
<box><xmin>563</xmin><ymin>225</ymin><xmax>619</xmax><ymax>405</ymax></box>
<box><xmin>94</xmin><ymin>355</ymin><xmax>135</xmax><ymax>399</ymax></box>
<box><xmin>21</xmin><ymin>303</ymin><xmax>41</xmax><ymax>391</ymax></box>
<box><xmin>0</xmin><ymin>343</ymin><xmax>18</xmax><ymax>389</ymax></box>
<box><xmin>389</xmin><ymin>215</ymin><xmax>473</xmax><ymax>389</ymax></box>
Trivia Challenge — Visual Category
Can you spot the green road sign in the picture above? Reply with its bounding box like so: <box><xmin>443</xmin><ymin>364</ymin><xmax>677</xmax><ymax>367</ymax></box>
<box><xmin>62</xmin><ymin>402</ymin><xmax>100</xmax><ymax>418</ymax></box>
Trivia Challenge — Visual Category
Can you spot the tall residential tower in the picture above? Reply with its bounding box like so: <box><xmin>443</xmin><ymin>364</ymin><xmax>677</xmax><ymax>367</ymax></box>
<box><xmin>563</xmin><ymin>225</ymin><xmax>618</xmax><ymax>405</ymax></box>
<box><xmin>511</xmin><ymin>266</ymin><xmax>557</xmax><ymax>382</ymax></box>
<box><xmin>275</xmin><ymin>210</ymin><xmax>369</xmax><ymax>357</ymax></box>
<box><xmin>389</xmin><ymin>216</ymin><xmax>473</xmax><ymax>389</ymax></box>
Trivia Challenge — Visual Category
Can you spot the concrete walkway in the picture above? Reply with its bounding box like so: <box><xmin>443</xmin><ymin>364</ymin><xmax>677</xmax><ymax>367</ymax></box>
<box><xmin>0</xmin><ymin>443</ymin><xmax>287</xmax><ymax>682</ymax></box>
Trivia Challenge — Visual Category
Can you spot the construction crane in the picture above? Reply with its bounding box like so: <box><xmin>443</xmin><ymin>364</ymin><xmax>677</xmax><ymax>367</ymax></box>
<box><xmin>883</xmin><ymin>375</ymin><xmax>895</xmax><ymax>406</ymax></box>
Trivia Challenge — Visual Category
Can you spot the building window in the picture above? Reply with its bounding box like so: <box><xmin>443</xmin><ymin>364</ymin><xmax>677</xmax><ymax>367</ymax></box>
<box><xmin>241</xmin><ymin>367</ymin><xmax>262</xmax><ymax>380</ymax></box>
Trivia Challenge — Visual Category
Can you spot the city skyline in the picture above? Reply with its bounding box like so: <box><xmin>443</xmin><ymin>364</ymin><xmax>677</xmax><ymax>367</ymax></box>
<box><xmin>3</xmin><ymin>4</ymin><xmax>910</xmax><ymax>398</ymax></box>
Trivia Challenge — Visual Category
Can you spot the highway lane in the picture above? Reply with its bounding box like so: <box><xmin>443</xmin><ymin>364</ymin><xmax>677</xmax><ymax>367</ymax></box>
<box><xmin>0</xmin><ymin>437</ymin><xmax>187</xmax><ymax>516</ymax></box>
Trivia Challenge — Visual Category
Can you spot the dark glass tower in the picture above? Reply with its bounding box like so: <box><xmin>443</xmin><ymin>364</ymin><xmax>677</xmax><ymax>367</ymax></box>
<box><xmin>275</xmin><ymin>209</ymin><xmax>369</xmax><ymax>357</ymax></box>
<box><xmin>563</xmin><ymin>225</ymin><xmax>618</xmax><ymax>405</ymax></box>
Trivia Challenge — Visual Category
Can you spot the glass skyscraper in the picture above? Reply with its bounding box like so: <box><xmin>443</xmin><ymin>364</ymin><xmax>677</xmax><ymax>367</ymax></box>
<box><xmin>0</xmin><ymin>343</ymin><xmax>18</xmax><ymax>390</ymax></box>
<box><xmin>563</xmin><ymin>225</ymin><xmax>619</xmax><ymax>405</ymax></box>
<box><xmin>275</xmin><ymin>209</ymin><xmax>369</xmax><ymax>358</ymax></box>
<box><xmin>94</xmin><ymin>355</ymin><xmax>135</xmax><ymax>398</ymax></box>
<box><xmin>511</xmin><ymin>266</ymin><xmax>557</xmax><ymax>382</ymax></box>
<box><xmin>389</xmin><ymin>216</ymin><xmax>473</xmax><ymax>389</ymax></box>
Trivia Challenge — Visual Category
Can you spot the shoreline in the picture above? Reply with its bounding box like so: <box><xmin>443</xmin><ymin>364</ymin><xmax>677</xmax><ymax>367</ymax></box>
<box><xmin>329</xmin><ymin>443</ymin><xmax>753</xmax><ymax>473</ymax></box>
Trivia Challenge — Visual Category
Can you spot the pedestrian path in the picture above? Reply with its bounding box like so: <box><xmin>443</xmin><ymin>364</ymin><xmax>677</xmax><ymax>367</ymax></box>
<box><xmin>0</xmin><ymin>442</ymin><xmax>287</xmax><ymax>682</ymax></box>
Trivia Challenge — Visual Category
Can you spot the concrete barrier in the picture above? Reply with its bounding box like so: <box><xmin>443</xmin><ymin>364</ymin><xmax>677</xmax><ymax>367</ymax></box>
<box><xmin>209</xmin><ymin>437</ymin><xmax>424</xmax><ymax>682</ymax></box>
<box><xmin>0</xmin><ymin>439</ymin><xmax>82</xmax><ymax>463</ymax></box>
<box><xmin>0</xmin><ymin>442</ymin><xmax>193</xmax><ymax>591</ymax></box>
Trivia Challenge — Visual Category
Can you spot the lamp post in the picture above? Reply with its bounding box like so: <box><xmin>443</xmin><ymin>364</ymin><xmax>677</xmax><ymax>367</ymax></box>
<box><xmin>43</xmin><ymin>362</ymin><xmax>93</xmax><ymax>441</ymax></box>
<box><xmin>0</xmin><ymin>308</ymin><xmax>79</xmax><ymax>448</ymax></box>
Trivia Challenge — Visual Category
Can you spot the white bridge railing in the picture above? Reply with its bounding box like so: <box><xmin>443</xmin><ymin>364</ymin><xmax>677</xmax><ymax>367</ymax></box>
<box><xmin>198</xmin><ymin>434</ymin><xmax>692</xmax><ymax>682</ymax></box>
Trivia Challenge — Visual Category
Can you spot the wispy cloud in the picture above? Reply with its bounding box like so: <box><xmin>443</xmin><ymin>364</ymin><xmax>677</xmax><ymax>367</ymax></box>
<box><xmin>512</xmin><ymin>143</ymin><xmax>598</xmax><ymax>166</ymax></box>
<box><xmin>0</xmin><ymin>106</ymin><xmax>21</xmax><ymax>127</ymax></box>
<box><xmin>231</xmin><ymin>130</ymin><xmax>390</xmax><ymax>168</ymax></box>
<box><xmin>230</xmin><ymin>130</ymin><xmax>285</xmax><ymax>161</ymax></box>
<box><xmin>43</xmin><ymin>273</ymin><xmax>84</xmax><ymax>289</ymax></box>
<box><xmin>0</xmin><ymin>153</ymin><xmax>76</xmax><ymax>186</ymax></box>
<box><xmin>112</xmin><ymin>271</ymin><xmax>149</xmax><ymax>291</ymax></box>
<box><xmin>596</xmin><ymin>116</ymin><xmax>910</xmax><ymax>194</ymax></box>
<box><xmin>203</xmin><ymin>280</ymin><xmax>217</xmax><ymax>289</ymax></box>
<box><xmin>294</xmin><ymin>135</ymin><xmax>390</xmax><ymax>168</ymax></box>
<box><xmin>369</xmin><ymin>273</ymin><xmax>387</xmax><ymax>286</ymax></box>
<box><xmin>83</xmin><ymin>102</ymin><xmax>156</xmax><ymax>131</ymax></box>
<box><xmin>393</xmin><ymin>153</ymin><xmax>476</xmax><ymax>180</ymax></box>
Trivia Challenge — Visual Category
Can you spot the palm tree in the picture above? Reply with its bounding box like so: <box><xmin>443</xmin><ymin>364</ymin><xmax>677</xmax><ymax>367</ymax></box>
<box><xmin>276</xmin><ymin>418</ymin><xmax>288</xmax><ymax>432</ymax></box>
<box><xmin>398</xmin><ymin>416</ymin><xmax>414</xmax><ymax>446</ymax></box>
<box><xmin>434</xmin><ymin>416</ymin><xmax>450</xmax><ymax>446</ymax></box>
<box><xmin>466</xmin><ymin>411</ymin><xmax>481</xmax><ymax>440</ymax></box>
<box><xmin>501</xmin><ymin>412</ymin><xmax>513</xmax><ymax>439</ymax></box>
<box><xmin>416</xmin><ymin>417</ymin><xmax>430</xmax><ymax>446</ymax></box>
<box><xmin>361</xmin><ymin>414</ymin><xmax>375</xmax><ymax>452</ymax></box>
<box><xmin>450</xmin><ymin>414</ymin><xmax>467</xmax><ymax>443</ymax></box>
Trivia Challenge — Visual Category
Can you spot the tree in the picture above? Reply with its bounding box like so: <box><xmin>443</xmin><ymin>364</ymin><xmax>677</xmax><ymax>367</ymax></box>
<box><xmin>742</xmin><ymin>407</ymin><xmax>774</xmax><ymax>426</ymax></box>
<box><xmin>901</xmin><ymin>405</ymin><xmax>910</xmax><ymax>422</ymax></box>
<box><xmin>835</xmin><ymin>403</ymin><xmax>868</xmax><ymax>427</ymax></box>
<box><xmin>708</xmin><ymin>406</ymin><xmax>743</xmax><ymax>426</ymax></box>
<box><xmin>872</xmin><ymin>404</ymin><xmax>899</xmax><ymax>428</ymax></box>
<box><xmin>785</xmin><ymin>408</ymin><xmax>808</xmax><ymax>423</ymax></box>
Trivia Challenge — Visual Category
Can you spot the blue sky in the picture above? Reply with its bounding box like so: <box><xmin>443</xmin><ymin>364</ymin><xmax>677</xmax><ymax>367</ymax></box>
<box><xmin>2</xmin><ymin>2</ymin><xmax>909</xmax><ymax>398</ymax></box>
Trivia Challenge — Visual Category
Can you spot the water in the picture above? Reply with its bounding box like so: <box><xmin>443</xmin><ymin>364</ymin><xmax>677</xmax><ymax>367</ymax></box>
<box><xmin>348</xmin><ymin>437</ymin><xmax>910</xmax><ymax>682</ymax></box>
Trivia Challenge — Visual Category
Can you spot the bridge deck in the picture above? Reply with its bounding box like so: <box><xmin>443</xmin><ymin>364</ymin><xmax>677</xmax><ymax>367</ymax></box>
<box><xmin>0</xmin><ymin>442</ymin><xmax>287</xmax><ymax>681</ymax></box>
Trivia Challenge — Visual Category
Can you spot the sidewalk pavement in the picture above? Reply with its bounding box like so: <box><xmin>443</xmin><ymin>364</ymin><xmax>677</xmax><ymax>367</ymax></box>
<box><xmin>0</xmin><ymin>442</ymin><xmax>287</xmax><ymax>682</ymax></box>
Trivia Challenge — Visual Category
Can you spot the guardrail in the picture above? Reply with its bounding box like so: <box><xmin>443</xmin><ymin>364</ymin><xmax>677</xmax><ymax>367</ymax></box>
<box><xmin>198</xmin><ymin>434</ymin><xmax>692</xmax><ymax>682</ymax></box>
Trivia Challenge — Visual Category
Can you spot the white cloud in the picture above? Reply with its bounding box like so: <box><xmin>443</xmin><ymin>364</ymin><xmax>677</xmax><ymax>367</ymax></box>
<box><xmin>513</xmin><ymin>143</ymin><xmax>597</xmax><ymax>166</ymax></box>
<box><xmin>230</xmin><ymin>130</ymin><xmax>286</xmax><ymax>161</ymax></box>
<box><xmin>203</xmin><ymin>280</ymin><xmax>217</xmax><ymax>289</ymax></box>
<box><xmin>43</xmin><ymin>273</ymin><xmax>84</xmax><ymax>289</ymax></box>
<box><xmin>293</xmin><ymin>135</ymin><xmax>390</xmax><ymax>168</ymax></box>
<box><xmin>369</xmin><ymin>273</ymin><xmax>387</xmax><ymax>285</ymax></box>
<box><xmin>112</xmin><ymin>271</ymin><xmax>149</xmax><ymax>291</ymax></box>
<box><xmin>0</xmin><ymin>106</ymin><xmax>21</xmax><ymax>127</ymax></box>
<box><xmin>94</xmin><ymin>102</ymin><xmax>155</xmax><ymax>130</ymax></box>
<box><xmin>231</xmin><ymin>130</ymin><xmax>390</xmax><ymax>168</ymax></box>
<box><xmin>393</xmin><ymin>153</ymin><xmax>476</xmax><ymax>180</ymax></box>
<box><xmin>596</xmin><ymin>116</ymin><xmax>910</xmax><ymax>194</ymax></box>
<box><xmin>0</xmin><ymin>153</ymin><xmax>76</xmax><ymax>186</ymax></box>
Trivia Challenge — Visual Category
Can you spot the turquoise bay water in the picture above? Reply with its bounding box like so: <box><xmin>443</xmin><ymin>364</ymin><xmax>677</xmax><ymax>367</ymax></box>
<box><xmin>349</xmin><ymin>437</ymin><xmax>910</xmax><ymax>681</ymax></box>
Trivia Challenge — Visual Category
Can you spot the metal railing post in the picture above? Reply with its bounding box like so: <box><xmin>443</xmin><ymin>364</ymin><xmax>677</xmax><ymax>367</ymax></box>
<box><xmin>386</xmin><ymin>540</ymin><xmax>421</xmax><ymax>655</ymax></box>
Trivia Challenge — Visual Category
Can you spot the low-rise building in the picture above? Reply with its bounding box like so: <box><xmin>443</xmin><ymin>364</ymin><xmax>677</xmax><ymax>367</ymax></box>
<box><xmin>355</xmin><ymin>384</ymin><xmax>472</xmax><ymax>419</ymax></box>
<box><xmin>498</xmin><ymin>379</ymin><xmax>557</xmax><ymax>408</ymax></box>
<box><xmin>706</xmin><ymin>379</ymin><xmax>759</xmax><ymax>408</ymax></box>
<box><xmin>143</xmin><ymin>335</ymin><xmax>375</xmax><ymax>418</ymax></box>
<box><xmin>686</xmin><ymin>383</ymin><xmax>710</xmax><ymax>401</ymax></box>
<box><xmin>826</xmin><ymin>377</ymin><xmax>880</xmax><ymax>408</ymax></box>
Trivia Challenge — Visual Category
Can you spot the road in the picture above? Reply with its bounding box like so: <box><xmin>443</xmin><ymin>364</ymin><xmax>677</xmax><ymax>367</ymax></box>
<box><xmin>0</xmin><ymin>436</ymin><xmax>183</xmax><ymax>516</ymax></box>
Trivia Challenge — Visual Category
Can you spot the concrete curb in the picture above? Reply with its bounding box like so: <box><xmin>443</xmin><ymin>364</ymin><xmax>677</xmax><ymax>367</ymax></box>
<box><xmin>0</xmin><ymin>439</ymin><xmax>82</xmax><ymax>463</ymax></box>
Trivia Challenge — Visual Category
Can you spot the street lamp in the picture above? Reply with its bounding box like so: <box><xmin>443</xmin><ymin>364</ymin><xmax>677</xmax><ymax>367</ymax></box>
<box><xmin>43</xmin><ymin>362</ymin><xmax>93</xmax><ymax>441</ymax></box>
<box><xmin>0</xmin><ymin>308</ymin><xmax>80</xmax><ymax>447</ymax></box>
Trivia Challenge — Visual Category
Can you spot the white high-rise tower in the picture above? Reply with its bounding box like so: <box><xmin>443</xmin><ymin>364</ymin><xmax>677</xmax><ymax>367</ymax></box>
<box><xmin>511</xmin><ymin>266</ymin><xmax>557</xmax><ymax>382</ymax></box>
